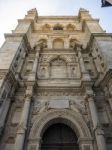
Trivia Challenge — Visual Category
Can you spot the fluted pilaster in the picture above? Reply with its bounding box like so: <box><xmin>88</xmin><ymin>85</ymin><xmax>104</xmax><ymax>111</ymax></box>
<box><xmin>86</xmin><ymin>93</ymin><xmax>107</xmax><ymax>150</ymax></box>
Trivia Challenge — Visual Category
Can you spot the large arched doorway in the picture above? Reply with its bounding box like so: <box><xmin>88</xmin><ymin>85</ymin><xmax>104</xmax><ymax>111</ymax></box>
<box><xmin>41</xmin><ymin>123</ymin><xmax>79</xmax><ymax>150</ymax></box>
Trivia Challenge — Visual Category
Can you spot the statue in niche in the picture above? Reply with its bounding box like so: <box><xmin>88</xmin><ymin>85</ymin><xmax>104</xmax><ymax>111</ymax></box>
<box><xmin>41</xmin><ymin>67</ymin><xmax>46</xmax><ymax>78</ymax></box>
<box><xmin>71</xmin><ymin>67</ymin><xmax>76</xmax><ymax>78</ymax></box>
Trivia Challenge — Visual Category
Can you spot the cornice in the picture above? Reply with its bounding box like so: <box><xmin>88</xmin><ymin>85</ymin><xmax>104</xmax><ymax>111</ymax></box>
<box><xmin>33</xmin><ymin>30</ymin><xmax>83</xmax><ymax>35</ymax></box>
<box><xmin>4</xmin><ymin>33</ymin><xmax>26</xmax><ymax>39</ymax></box>
<box><xmin>82</xmin><ymin>19</ymin><xmax>99</xmax><ymax>31</ymax></box>
<box><xmin>87</xmin><ymin>33</ymin><xmax>112</xmax><ymax>49</ymax></box>
<box><xmin>38</xmin><ymin>16</ymin><xmax>78</xmax><ymax>20</ymax></box>
<box><xmin>4</xmin><ymin>33</ymin><xmax>31</xmax><ymax>51</ymax></box>
<box><xmin>18</xmin><ymin>19</ymin><xmax>33</xmax><ymax>23</ymax></box>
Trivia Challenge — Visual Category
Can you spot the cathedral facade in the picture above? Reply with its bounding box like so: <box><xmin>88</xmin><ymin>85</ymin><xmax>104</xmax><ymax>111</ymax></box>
<box><xmin>0</xmin><ymin>8</ymin><xmax>112</xmax><ymax>150</ymax></box>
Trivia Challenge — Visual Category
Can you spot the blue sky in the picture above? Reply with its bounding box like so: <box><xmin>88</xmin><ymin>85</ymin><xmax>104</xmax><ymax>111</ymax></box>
<box><xmin>0</xmin><ymin>0</ymin><xmax>112</xmax><ymax>47</ymax></box>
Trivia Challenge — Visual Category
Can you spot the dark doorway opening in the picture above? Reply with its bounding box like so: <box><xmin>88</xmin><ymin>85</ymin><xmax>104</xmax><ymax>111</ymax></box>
<box><xmin>41</xmin><ymin>123</ymin><xmax>79</xmax><ymax>150</ymax></box>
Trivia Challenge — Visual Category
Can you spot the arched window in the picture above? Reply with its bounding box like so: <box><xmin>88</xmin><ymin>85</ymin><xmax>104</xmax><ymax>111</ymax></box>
<box><xmin>53</xmin><ymin>38</ymin><xmax>64</xmax><ymax>49</ymax></box>
<box><xmin>53</xmin><ymin>24</ymin><xmax>63</xmax><ymax>30</ymax></box>
<box><xmin>66</xmin><ymin>24</ymin><xmax>75</xmax><ymax>31</ymax></box>
<box><xmin>42</xmin><ymin>24</ymin><xmax>51</xmax><ymax>31</ymax></box>
<box><xmin>50</xmin><ymin>57</ymin><xmax>67</xmax><ymax>78</ymax></box>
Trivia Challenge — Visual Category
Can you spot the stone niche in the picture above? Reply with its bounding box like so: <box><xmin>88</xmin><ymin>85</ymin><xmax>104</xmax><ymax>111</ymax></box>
<box><xmin>11</xmin><ymin>108</ymin><xmax>21</xmax><ymax>124</ymax></box>
<box><xmin>50</xmin><ymin>58</ymin><xmax>67</xmax><ymax>78</ymax></box>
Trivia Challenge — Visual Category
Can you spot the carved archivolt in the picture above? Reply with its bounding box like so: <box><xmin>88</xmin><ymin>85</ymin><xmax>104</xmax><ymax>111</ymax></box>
<box><xmin>42</xmin><ymin>24</ymin><xmax>51</xmax><ymax>31</ymax></box>
<box><xmin>51</xmin><ymin>57</ymin><xmax>66</xmax><ymax>66</ymax></box>
<box><xmin>66</xmin><ymin>24</ymin><xmax>75</xmax><ymax>31</ymax></box>
<box><xmin>40</xmin><ymin>54</ymin><xmax>76</xmax><ymax>63</ymax></box>
<box><xmin>29</xmin><ymin>109</ymin><xmax>92</xmax><ymax>140</ymax></box>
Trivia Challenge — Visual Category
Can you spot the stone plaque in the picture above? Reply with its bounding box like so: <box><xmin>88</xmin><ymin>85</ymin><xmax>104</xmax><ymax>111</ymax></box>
<box><xmin>48</xmin><ymin>100</ymin><xmax>69</xmax><ymax>109</ymax></box>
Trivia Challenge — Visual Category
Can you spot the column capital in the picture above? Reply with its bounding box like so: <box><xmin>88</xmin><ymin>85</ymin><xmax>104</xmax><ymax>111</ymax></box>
<box><xmin>94</xmin><ymin>124</ymin><xmax>105</xmax><ymax>135</ymax></box>
<box><xmin>84</xmin><ymin>90</ymin><xmax>94</xmax><ymax>101</ymax></box>
<box><xmin>24</xmin><ymin>85</ymin><xmax>34</xmax><ymax>101</ymax></box>
<box><xmin>17</xmin><ymin>122</ymin><xmax>27</xmax><ymax>134</ymax></box>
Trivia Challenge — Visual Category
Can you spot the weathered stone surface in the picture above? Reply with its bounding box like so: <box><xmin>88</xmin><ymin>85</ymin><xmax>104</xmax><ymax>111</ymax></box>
<box><xmin>0</xmin><ymin>8</ymin><xmax>112</xmax><ymax>150</ymax></box>
<box><xmin>48</xmin><ymin>100</ymin><xmax>69</xmax><ymax>109</ymax></box>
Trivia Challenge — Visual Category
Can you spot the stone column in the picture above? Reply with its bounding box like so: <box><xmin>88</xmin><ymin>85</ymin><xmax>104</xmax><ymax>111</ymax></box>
<box><xmin>15</xmin><ymin>46</ymin><xmax>41</xmax><ymax>150</ymax></box>
<box><xmin>77</xmin><ymin>46</ymin><xmax>90</xmax><ymax>81</ymax></box>
<box><xmin>0</xmin><ymin>98</ymin><xmax>11</xmax><ymax>135</ymax></box>
<box><xmin>86</xmin><ymin>94</ymin><xmax>107</xmax><ymax>150</ymax></box>
<box><xmin>48</xmin><ymin>37</ymin><xmax>52</xmax><ymax>49</ymax></box>
<box><xmin>77</xmin><ymin>47</ymin><xmax>86</xmax><ymax>73</ymax></box>
<box><xmin>36</xmin><ymin>142</ymin><xmax>40</xmax><ymax>150</ymax></box>
<box><xmin>28</xmin><ymin>47</ymin><xmax>40</xmax><ymax>81</ymax></box>
<box><xmin>108</xmin><ymin>97</ymin><xmax>112</xmax><ymax>110</ymax></box>
<box><xmin>32</xmin><ymin>50</ymin><xmax>40</xmax><ymax>73</ymax></box>
<box><xmin>78</xmin><ymin>137</ymin><xmax>93</xmax><ymax>150</ymax></box>
<box><xmin>104</xmin><ymin>86</ymin><xmax>112</xmax><ymax>111</ymax></box>
<box><xmin>36</xmin><ymin>138</ymin><xmax>41</xmax><ymax>150</ymax></box>
<box><xmin>14</xmin><ymin>86</ymin><xmax>33</xmax><ymax>150</ymax></box>
<box><xmin>16</xmin><ymin>52</ymin><xmax>26</xmax><ymax>79</ymax></box>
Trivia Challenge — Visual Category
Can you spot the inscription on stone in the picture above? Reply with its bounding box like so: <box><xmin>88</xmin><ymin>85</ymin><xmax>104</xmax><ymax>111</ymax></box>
<box><xmin>48</xmin><ymin>100</ymin><xmax>69</xmax><ymax>109</ymax></box>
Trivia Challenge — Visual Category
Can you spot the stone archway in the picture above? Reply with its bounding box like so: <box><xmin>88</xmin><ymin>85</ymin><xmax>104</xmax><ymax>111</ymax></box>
<box><xmin>41</xmin><ymin>123</ymin><xmax>79</xmax><ymax>150</ymax></box>
<box><xmin>29</xmin><ymin>109</ymin><xmax>93</xmax><ymax>150</ymax></box>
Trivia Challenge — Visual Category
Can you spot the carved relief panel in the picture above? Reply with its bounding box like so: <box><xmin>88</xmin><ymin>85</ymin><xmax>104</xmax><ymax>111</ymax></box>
<box><xmin>38</xmin><ymin>64</ymin><xmax>50</xmax><ymax>79</ymax></box>
<box><xmin>38</xmin><ymin>53</ymin><xmax>81</xmax><ymax>79</ymax></box>
<box><xmin>50</xmin><ymin>58</ymin><xmax>67</xmax><ymax>78</ymax></box>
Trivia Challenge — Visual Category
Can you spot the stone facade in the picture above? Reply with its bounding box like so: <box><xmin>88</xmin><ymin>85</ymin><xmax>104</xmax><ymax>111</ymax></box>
<box><xmin>0</xmin><ymin>8</ymin><xmax>112</xmax><ymax>150</ymax></box>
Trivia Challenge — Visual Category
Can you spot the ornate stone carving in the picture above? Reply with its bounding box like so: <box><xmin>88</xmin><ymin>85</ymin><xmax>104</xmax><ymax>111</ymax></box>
<box><xmin>39</xmin><ymin>67</ymin><xmax>46</xmax><ymax>77</ymax></box>
<box><xmin>71</xmin><ymin>67</ymin><xmax>76</xmax><ymax>77</ymax></box>
<box><xmin>32</xmin><ymin>101</ymin><xmax>48</xmax><ymax>114</ymax></box>
<box><xmin>40</xmin><ymin>54</ymin><xmax>76</xmax><ymax>63</ymax></box>
<box><xmin>36</xmin><ymin>90</ymin><xmax>82</xmax><ymax>96</ymax></box>
<box><xmin>17</xmin><ymin>122</ymin><xmax>27</xmax><ymax>134</ymax></box>
<box><xmin>29</xmin><ymin>109</ymin><xmax>92</xmax><ymax>140</ymax></box>
<box><xmin>51</xmin><ymin>58</ymin><xmax>66</xmax><ymax>66</ymax></box>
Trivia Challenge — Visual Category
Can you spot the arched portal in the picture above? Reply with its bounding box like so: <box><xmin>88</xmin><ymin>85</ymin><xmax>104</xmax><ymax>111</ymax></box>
<box><xmin>41</xmin><ymin>123</ymin><xmax>79</xmax><ymax>150</ymax></box>
<box><xmin>29</xmin><ymin>110</ymin><xmax>93</xmax><ymax>150</ymax></box>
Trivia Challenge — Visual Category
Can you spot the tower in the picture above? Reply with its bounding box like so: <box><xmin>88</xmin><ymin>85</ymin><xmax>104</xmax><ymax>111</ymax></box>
<box><xmin>0</xmin><ymin>8</ymin><xmax>112</xmax><ymax>150</ymax></box>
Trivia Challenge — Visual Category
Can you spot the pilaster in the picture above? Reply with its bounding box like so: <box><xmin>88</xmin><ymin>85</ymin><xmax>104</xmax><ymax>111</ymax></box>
<box><xmin>14</xmin><ymin>85</ymin><xmax>34</xmax><ymax>150</ymax></box>
<box><xmin>85</xmin><ymin>90</ymin><xmax>107</xmax><ymax>150</ymax></box>
<box><xmin>76</xmin><ymin>44</ymin><xmax>91</xmax><ymax>81</ymax></box>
